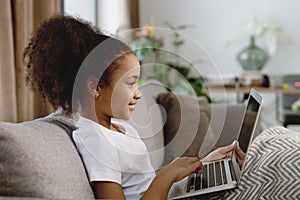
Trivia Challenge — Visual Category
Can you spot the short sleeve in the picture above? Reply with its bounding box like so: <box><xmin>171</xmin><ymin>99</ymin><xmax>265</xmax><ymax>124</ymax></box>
<box><xmin>73</xmin><ymin>129</ymin><xmax>122</xmax><ymax>184</ymax></box>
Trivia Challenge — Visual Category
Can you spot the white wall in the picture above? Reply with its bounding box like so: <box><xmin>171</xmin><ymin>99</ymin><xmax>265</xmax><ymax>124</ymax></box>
<box><xmin>64</xmin><ymin>0</ymin><xmax>96</xmax><ymax>25</ymax></box>
<box><xmin>139</xmin><ymin>0</ymin><xmax>300</xmax><ymax>76</ymax></box>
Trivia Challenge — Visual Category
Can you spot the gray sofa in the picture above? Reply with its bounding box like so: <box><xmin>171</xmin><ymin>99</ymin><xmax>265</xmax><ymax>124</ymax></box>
<box><xmin>127</xmin><ymin>81</ymin><xmax>248</xmax><ymax>169</ymax></box>
<box><xmin>0</xmin><ymin>119</ymin><xmax>94</xmax><ymax>199</ymax></box>
<box><xmin>0</xmin><ymin>82</ymin><xmax>248</xmax><ymax>199</ymax></box>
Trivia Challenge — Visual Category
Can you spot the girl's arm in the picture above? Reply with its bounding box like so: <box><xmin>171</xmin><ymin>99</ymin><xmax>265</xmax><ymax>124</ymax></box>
<box><xmin>94</xmin><ymin>157</ymin><xmax>203</xmax><ymax>200</ymax></box>
<box><xmin>94</xmin><ymin>181</ymin><xmax>126</xmax><ymax>199</ymax></box>
<box><xmin>141</xmin><ymin>157</ymin><xmax>203</xmax><ymax>200</ymax></box>
<box><xmin>200</xmin><ymin>141</ymin><xmax>236</xmax><ymax>163</ymax></box>
<box><xmin>200</xmin><ymin>141</ymin><xmax>246</xmax><ymax>167</ymax></box>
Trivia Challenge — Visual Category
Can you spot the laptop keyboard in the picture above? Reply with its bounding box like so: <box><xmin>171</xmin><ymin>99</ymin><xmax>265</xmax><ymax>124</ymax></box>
<box><xmin>186</xmin><ymin>160</ymin><xmax>228</xmax><ymax>193</ymax></box>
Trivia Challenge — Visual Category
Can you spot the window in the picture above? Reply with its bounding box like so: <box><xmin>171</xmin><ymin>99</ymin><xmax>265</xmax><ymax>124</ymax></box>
<box><xmin>63</xmin><ymin>0</ymin><xmax>129</xmax><ymax>34</ymax></box>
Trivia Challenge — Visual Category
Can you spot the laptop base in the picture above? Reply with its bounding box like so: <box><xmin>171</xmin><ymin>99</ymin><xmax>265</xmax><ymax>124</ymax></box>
<box><xmin>168</xmin><ymin>178</ymin><xmax>236</xmax><ymax>199</ymax></box>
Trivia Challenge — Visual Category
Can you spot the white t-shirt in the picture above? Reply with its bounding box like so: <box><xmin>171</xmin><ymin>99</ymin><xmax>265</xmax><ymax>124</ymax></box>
<box><xmin>72</xmin><ymin>117</ymin><xmax>156</xmax><ymax>199</ymax></box>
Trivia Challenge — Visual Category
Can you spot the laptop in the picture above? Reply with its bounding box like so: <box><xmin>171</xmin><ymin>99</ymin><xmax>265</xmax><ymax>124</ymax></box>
<box><xmin>168</xmin><ymin>88</ymin><xmax>263</xmax><ymax>199</ymax></box>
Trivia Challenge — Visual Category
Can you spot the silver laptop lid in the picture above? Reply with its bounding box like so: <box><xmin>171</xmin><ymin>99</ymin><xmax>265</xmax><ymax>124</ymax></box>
<box><xmin>232</xmin><ymin>88</ymin><xmax>262</xmax><ymax>183</ymax></box>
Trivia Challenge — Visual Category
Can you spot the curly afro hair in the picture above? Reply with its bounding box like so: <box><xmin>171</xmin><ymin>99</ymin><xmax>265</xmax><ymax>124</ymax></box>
<box><xmin>23</xmin><ymin>15</ymin><xmax>132</xmax><ymax>114</ymax></box>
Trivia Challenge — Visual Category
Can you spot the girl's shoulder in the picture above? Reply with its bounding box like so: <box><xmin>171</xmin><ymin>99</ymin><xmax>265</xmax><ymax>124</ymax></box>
<box><xmin>73</xmin><ymin>117</ymin><xmax>119</xmax><ymax>152</ymax></box>
<box><xmin>73</xmin><ymin>117</ymin><xmax>109</xmax><ymax>144</ymax></box>
<box><xmin>76</xmin><ymin>117</ymin><xmax>100</xmax><ymax>133</ymax></box>
<box><xmin>74</xmin><ymin>117</ymin><xmax>139</xmax><ymax>140</ymax></box>
<box><xmin>112</xmin><ymin>119</ymin><xmax>139</xmax><ymax>137</ymax></box>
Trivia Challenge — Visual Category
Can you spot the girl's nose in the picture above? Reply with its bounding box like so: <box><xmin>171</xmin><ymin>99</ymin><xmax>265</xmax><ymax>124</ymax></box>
<box><xmin>134</xmin><ymin>89</ymin><xmax>142</xmax><ymax>100</ymax></box>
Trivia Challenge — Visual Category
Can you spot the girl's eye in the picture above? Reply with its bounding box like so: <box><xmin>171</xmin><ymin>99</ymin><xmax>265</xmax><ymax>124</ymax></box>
<box><xmin>127</xmin><ymin>82</ymin><xmax>136</xmax><ymax>87</ymax></box>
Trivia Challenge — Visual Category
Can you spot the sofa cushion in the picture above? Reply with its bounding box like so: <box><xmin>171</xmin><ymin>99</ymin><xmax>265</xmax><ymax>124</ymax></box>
<box><xmin>156</xmin><ymin>92</ymin><xmax>212</xmax><ymax>165</ymax></box>
<box><xmin>0</xmin><ymin>120</ymin><xmax>94</xmax><ymax>199</ymax></box>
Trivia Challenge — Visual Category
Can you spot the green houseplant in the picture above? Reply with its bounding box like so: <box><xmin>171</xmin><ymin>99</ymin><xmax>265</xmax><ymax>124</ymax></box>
<box><xmin>131</xmin><ymin>21</ymin><xmax>210</xmax><ymax>102</ymax></box>
<box><xmin>163</xmin><ymin>22</ymin><xmax>210</xmax><ymax>101</ymax></box>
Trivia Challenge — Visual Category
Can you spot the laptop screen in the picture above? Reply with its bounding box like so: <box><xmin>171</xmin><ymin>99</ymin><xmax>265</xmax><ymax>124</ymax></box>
<box><xmin>237</xmin><ymin>94</ymin><xmax>261</xmax><ymax>154</ymax></box>
<box><xmin>233</xmin><ymin>88</ymin><xmax>262</xmax><ymax>182</ymax></box>
<box><xmin>234</xmin><ymin>89</ymin><xmax>262</xmax><ymax>172</ymax></box>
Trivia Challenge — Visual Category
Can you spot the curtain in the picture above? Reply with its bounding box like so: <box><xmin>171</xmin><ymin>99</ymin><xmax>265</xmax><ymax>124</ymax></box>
<box><xmin>126</xmin><ymin>0</ymin><xmax>139</xmax><ymax>29</ymax></box>
<box><xmin>0</xmin><ymin>0</ymin><xmax>61</xmax><ymax>123</ymax></box>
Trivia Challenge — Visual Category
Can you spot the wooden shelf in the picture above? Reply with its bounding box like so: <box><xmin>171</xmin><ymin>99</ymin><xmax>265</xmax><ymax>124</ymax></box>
<box><xmin>203</xmin><ymin>87</ymin><xmax>300</xmax><ymax>94</ymax></box>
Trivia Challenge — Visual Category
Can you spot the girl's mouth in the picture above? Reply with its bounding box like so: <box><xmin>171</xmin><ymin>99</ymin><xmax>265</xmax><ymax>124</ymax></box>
<box><xmin>128</xmin><ymin>102</ymin><xmax>136</xmax><ymax>110</ymax></box>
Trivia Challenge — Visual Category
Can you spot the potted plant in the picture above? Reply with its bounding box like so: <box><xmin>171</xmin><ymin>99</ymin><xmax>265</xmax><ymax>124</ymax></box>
<box><xmin>131</xmin><ymin>21</ymin><xmax>210</xmax><ymax>102</ymax></box>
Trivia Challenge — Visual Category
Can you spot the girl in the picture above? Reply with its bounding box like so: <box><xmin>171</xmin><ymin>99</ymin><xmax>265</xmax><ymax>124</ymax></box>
<box><xmin>24</xmin><ymin>15</ymin><xmax>238</xmax><ymax>199</ymax></box>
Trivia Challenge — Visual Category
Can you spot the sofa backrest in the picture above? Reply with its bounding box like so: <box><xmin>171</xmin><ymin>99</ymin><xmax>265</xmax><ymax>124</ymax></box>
<box><xmin>129</xmin><ymin>80</ymin><xmax>213</xmax><ymax>167</ymax></box>
<box><xmin>202</xmin><ymin>103</ymin><xmax>261</xmax><ymax>154</ymax></box>
<box><xmin>0</xmin><ymin>119</ymin><xmax>94</xmax><ymax>199</ymax></box>
<box><xmin>156</xmin><ymin>92</ymin><xmax>213</xmax><ymax>165</ymax></box>
<box><xmin>207</xmin><ymin>103</ymin><xmax>246</xmax><ymax>151</ymax></box>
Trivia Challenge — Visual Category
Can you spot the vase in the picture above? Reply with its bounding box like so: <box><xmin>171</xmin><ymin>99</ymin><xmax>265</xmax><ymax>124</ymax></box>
<box><xmin>237</xmin><ymin>36</ymin><xmax>268</xmax><ymax>71</ymax></box>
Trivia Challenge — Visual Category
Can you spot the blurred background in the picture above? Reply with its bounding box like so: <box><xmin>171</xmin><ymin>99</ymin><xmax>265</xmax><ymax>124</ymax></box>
<box><xmin>1</xmin><ymin>0</ymin><xmax>300</xmax><ymax>130</ymax></box>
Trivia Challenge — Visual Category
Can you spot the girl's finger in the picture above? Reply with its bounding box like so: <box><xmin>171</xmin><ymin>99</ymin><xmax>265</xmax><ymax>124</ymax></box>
<box><xmin>191</xmin><ymin>160</ymin><xmax>203</xmax><ymax>173</ymax></box>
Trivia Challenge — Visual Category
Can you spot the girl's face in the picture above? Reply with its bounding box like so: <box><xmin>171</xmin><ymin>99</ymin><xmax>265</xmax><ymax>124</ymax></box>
<box><xmin>97</xmin><ymin>53</ymin><xmax>142</xmax><ymax>121</ymax></box>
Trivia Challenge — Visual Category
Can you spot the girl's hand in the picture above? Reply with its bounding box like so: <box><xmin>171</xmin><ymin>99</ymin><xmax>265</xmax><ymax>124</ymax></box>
<box><xmin>201</xmin><ymin>141</ymin><xmax>236</xmax><ymax>163</ymax></box>
<box><xmin>235</xmin><ymin>141</ymin><xmax>246</xmax><ymax>167</ymax></box>
<box><xmin>159</xmin><ymin>157</ymin><xmax>203</xmax><ymax>183</ymax></box>
<box><xmin>142</xmin><ymin>157</ymin><xmax>203</xmax><ymax>200</ymax></box>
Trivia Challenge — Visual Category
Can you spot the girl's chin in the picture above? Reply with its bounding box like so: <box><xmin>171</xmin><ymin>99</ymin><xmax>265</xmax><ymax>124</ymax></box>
<box><xmin>119</xmin><ymin>112</ymin><xmax>132</xmax><ymax>121</ymax></box>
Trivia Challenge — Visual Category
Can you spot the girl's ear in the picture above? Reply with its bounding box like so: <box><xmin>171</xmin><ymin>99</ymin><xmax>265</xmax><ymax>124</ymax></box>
<box><xmin>87</xmin><ymin>75</ymin><xmax>101</xmax><ymax>99</ymax></box>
